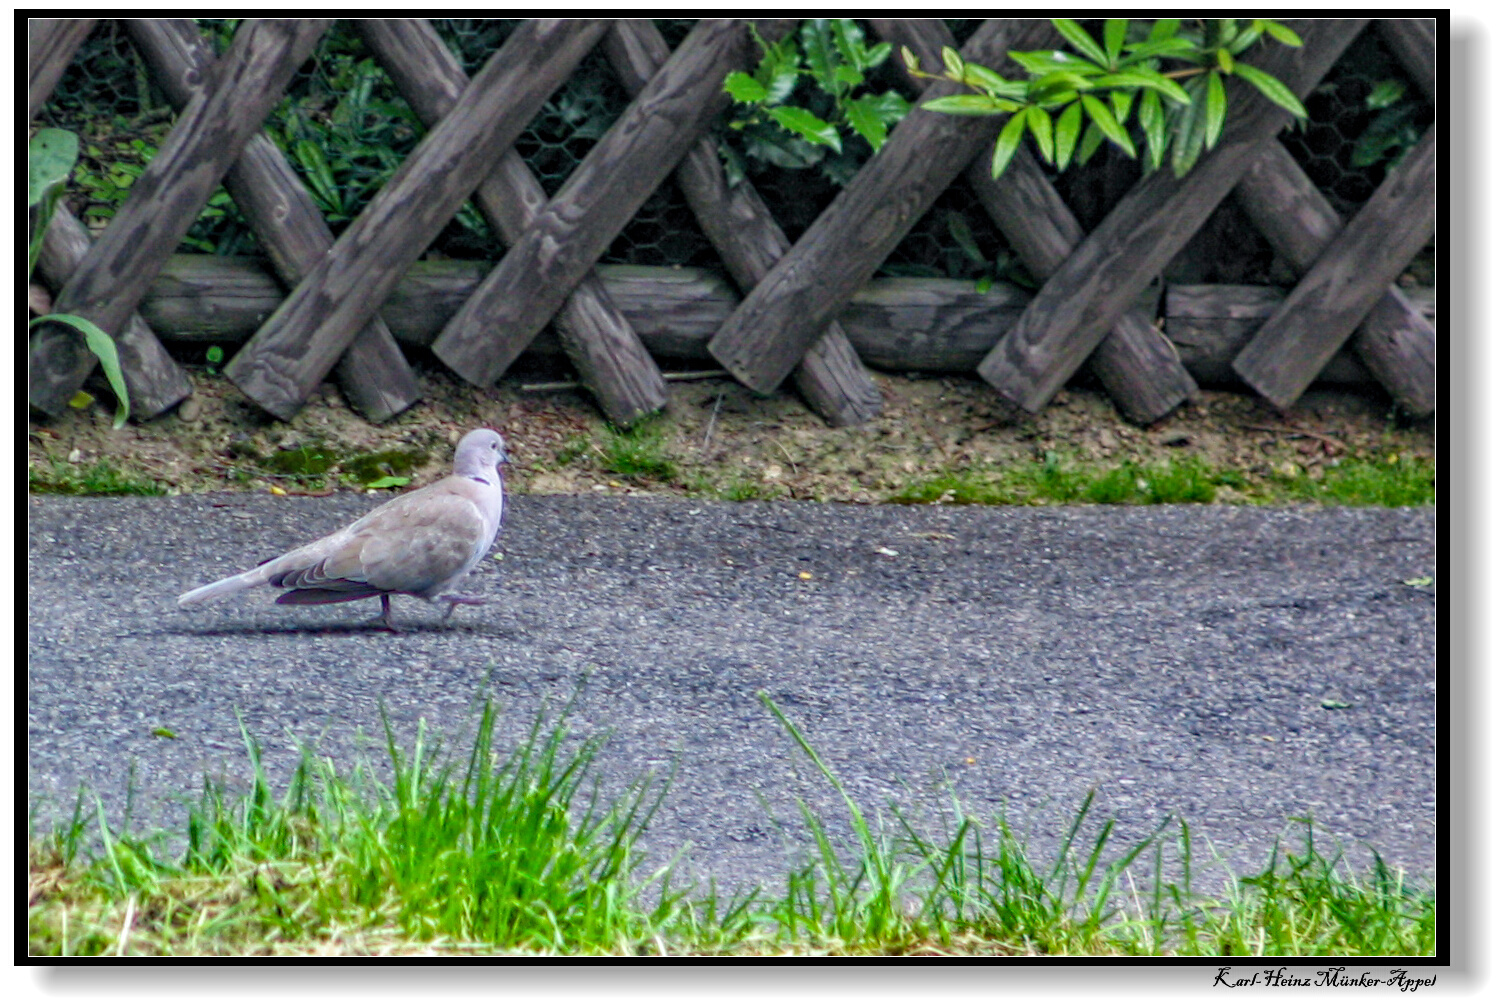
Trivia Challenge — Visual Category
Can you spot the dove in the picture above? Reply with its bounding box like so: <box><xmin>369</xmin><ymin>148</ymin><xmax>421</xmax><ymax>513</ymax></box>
<box><xmin>178</xmin><ymin>428</ymin><xmax>509</xmax><ymax>630</ymax></box>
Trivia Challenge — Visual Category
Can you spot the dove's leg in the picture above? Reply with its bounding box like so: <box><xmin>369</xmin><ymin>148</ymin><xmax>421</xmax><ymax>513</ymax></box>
<box><xmin>359</xmin><ymin>594</ymin><xmax>402</xmax><ymax>632</ymax></box>
<box><xmin>439</xmin><ymin>594</ymin><xmax>488</xmax><ymax>624</ymax></box>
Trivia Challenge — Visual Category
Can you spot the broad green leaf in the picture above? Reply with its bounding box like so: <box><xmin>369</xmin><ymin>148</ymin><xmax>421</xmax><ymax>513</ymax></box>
<box><xmin>1216</xmin><ymin>47</ymin><xmax>1235</xmax><ymax>73</ymax></box>
<box><xmin>1229</xmin><ymin>23</ymin><xmax>1263</xmax><ymax>56</ymax></box>
<box><xmin>959</xmin><ymin>62</ymin><xmax>1015</xmax><ymax>95</ymax></box>
<box><xmin>923</xmin><ymin>94</ymin><xmax>1019</xmax><ymax>115</ymax></box>
<box><xmin>1148</xmin><ymin>19</ymin><xmax>1181</xmax><ymax>43</ymax></box>
<box><xmin>365</xmin><ymin>475</ymin><xmax>411</xmax><ymax>489</ymax></box>
<box><xmin>1367</xmin><ymin>79</ymin><xmax>1406</xmax><ymax>109</ymax></box>
<box><xmin>1216</xmin><ymin>19</ymin><xmax>1238</xmax><ymax>47</ymax></box>
<box><xmin>1075</xmin><ymin>121</ymin><xmax>1105</xmax><ymax>165</ymax></box>
<box><xmin>1204</xmin><ymin>71</ymin><xmax>1227</xmax><ymax>150</ymax></box>
<box><xmin>1260</xmin><ymin>20</ymin><xmax>1303</xmax><ymax>46</ymax></box>
<box><xmin>769</xmin><ymin>105</ymin><xmax>843</xmax><ymax>151</ymax></box>
<box><xmin>1230</xmin><ymin>61</ymin><xmax>1308</xmax><ymax>118</ymax></box>
<box><xmin>32</xmin><ymin>313</ymin><xmax>130</xmax><ymax>428</ymax></box>
<box><xmin>991</xmin><ymin>110</ymin><xmax>1029</xmax><ymax>177</ymax></box>
<box><xmin>724</xmin><ymin>71</ymin><xmax>769</xmax><ymax>103</ymax></box>
<box><xmin>1094</xmin><ymin>68</ymin><xmax>1190</xmax><ymax>105</ymax></box>
<box><xmin>946</xmin><ymin>211</ymin><xmax>985</xmax><ymax>265</ymax></box>
<box><xmin>1110</xmin><ymin>89</ymin><xmax>1133</xmax><ymax>123</ymax></box>
<box><xmin>863</xmin><ymin>41</ymin><xmax>893</xmax><ymax>71</ymax></box>
<box><xmin>1104</xmin><ymin>19</ymin><xmax>1127</xmax><ymax>65</ymax></box>
<box><xmin>942</xmin><ymin>45</ymin><xmax>966</xmax><ymax>80</ymax></box>
<box><xmin>1030</xmin><ymin>70</ymin><xmax>1096</xmax><ymax>101</ymax></box>
<box><xmin>29</xmin><ymin>128</ymin><xmax>78</xmax><ymax>206</ymax></box>
<box><xmin>1121</xmin><ymin>36</ymin><xmax>1201</xmax><ymax>64</ymax></box>
<box><xmin>1051</xmin><ymin>18</ymin><xmax>1109</xmax><ymax>67</ymax></box>
<box><xmin>1170</xmin><ymin>77</ymin><xmax>1208</xmax><ymax>176</ymax></box>
<box><xmin>1080</xmin><ymin>92</ymin><xmax>1135</xmax><ymax>156</ymax></box>
<box><xmin>1010</xmin><ymin>49</ymin><xmax>1101</xmax><ymax>76</ymax></box>
<box><xmin>1025</xmin><ymin>104</ymin><xmax>1054</xmax><ymax>163</ymax></box>
<box><xmin>1054</xmin><ymin>100</ymin><xmax>1083</xmax><ymax>171</ymax></box>
<box><xmin>1139</xmin><ymin>90</ymin><xmax>1167</xmax><ymax>170</ymax></box>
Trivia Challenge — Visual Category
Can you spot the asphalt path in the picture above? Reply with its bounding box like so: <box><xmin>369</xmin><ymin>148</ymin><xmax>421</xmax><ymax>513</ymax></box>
<box><xmin>28</xmin><ymin>494</ymin><xmax>1435</xmax><ymax>897</ymax></box>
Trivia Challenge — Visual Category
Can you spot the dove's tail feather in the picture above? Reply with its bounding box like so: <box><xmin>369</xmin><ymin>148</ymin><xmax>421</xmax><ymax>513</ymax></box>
<box><xmin>176</xmin><ymin>571</ymin><xmax>266</xmax><ymax>607</ymax></box>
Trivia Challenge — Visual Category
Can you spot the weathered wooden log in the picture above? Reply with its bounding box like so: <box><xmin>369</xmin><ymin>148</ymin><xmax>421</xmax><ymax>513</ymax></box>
<box><xmin>1233</xmin><ymin>123</ymin><xmax>1435</xmax><ymax>409</ymax></box>
<box><xmin>430</xmin><ymin>19</ymin><xmax>799</xmax><ymax>387</ymax></box>
<box><xmin>28</xmin><ymin>18</ymin><xmax>97</xmax><ymax>119</ymax></box>
<box><xmin>1375</xmin><ymin>18</ymin><xmax>1435</xmax><ymax>104</ymax></box>
<box><xmin>29</xmin><ymin>19</ymin><xmax>330</xmax><ymax>418</ymax></box>
<box><xmin>975</xmin><ymin>19</ymin><xmax>1367</xmax><ymax>413</ymax></box>
<box><xmin>128</xmin><ymin>18</ymin><xmax>418</xmax><ymax>423</ymax></box>
<box><xmin>223</xmin><ymin>19</ymin><xmax>608</xmax><ymax>421</ymax></box>
<box><xmin>1234</xmin><ymin>141</ymin><xmax>1435</xmax><ymax>415</ymax></box>
<box><xmin>131</xmin><ymin>256</ymin><xmax>1433</xmax><ymax>396</ymax></box>
<box><xmin>874</xmin><ymin>18</ymin><xmax>1197</xmax><ymax>427</ymax></box>
<box><xmin>357</xmin><ymin>18</ymin><xmax>664</xmax><ymax>428</ymax></box>
<box><xmin>34</xmin><ymin>205</ymin><xmax>193</xmax><ymax>417</ymax></box>
<box><xmin>603</xmin><ymin>19</ymin><xmax>882</xmax><ymax>428</ymax></box>
<box><xmin>1168</xmin><ymin>285</ymin><xmax>1386</xmax><ymax>386</ymax></box>
<box><xmin>705</xmin><ymin>19</ymin><xmax>1051</xmax><ymax>397</ymax></box>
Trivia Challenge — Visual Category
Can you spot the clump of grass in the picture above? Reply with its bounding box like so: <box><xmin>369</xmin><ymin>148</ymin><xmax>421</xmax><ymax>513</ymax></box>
<box><xmin>891</xmin><ymin>455</ymin><xmax>1241</xmax><ymax>506</ymax></box>
<box><xmin>30</xmin><ymin>696</ymin><xmax>682</xmax><ymax>956</ymax></box>
<box><xmin>894</xmin><ymin>452</ymin><xmax>1433</xmax><ymax>508</ymax></box>
<box><xmin>30</xmin><ymin>693</ymin><xmax>1434</xmax><ymax>956</ymax></box>
<box><xmin>29</xmin><ymin>460</ymin><xmax>164</xmax><ymax>496</ymax></box>
<box><xmin>598</xmin><ymin>422</ymin><xmax>678</xmax><ymax>483</ymax></box>
<box><xmin>1264</xmin><ymin>454</ymin><xmax>1434</xmax><ymax>507</ymax></box>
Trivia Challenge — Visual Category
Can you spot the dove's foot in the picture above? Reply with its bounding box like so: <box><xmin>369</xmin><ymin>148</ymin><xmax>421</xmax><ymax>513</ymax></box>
<box><xmin>439</xmin><ymin>594</ymin><xmax>488</xmax><ymax>624</ymax></box>
<box><xmin>363</xmin><ymin>594</ymin><xmax>402</xmax><ymax>632</ymax></box>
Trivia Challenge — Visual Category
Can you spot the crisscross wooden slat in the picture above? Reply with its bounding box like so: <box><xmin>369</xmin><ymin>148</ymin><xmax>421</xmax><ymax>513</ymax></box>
<box><xmin>603</xmin><ymin>19</ymin><xmax>882</xmax><ymax>427</ymax></box>
<box><xmin>974</xmin><ymin>19</ymin><xmax>1366</xmax><ymax>413</ymax></box>
<box><xmin>222</xmin><ymin>19</ymin><xmax>610</xmax><ymax>420</ymax></box>
<box><xmin>128</xmin><ymin>18</ymin><xmax>420</xmax><ymax>423</ymax></box>
<box><xmin>1234</xmin><ymin>142</ymin><xmax>1434</xmax><ymax>415</ymax></box>
<box><xmin>1233</xmin><ymin>123</ymin><xmax>1435</xmax><ymax>409</ymax></box>
<box><xmin>874</xmin><ymin>18</ymin><xmax>1197</xmax><ymax>426</ymax></box>
<box><xmin>429</xmin><ymin>18</ymin><xmax>799</xmax><ymax>388</ymax></box>
<box><xmin>29</xmin><ymin>18</ymin><xmax>331</xmax><ymax>418</ymax></box>
<box><xmin>355</xmin><ymin>18</ymin><xmax>665</xmax><ymax>428</ymax></box>
<box><xmin>28</xmin><ymin>19</ymin><xmax>97</xmax><ymax>120</ymax></box>
<box><xmin>1375</xmin><ymin>18</ymin><xmax>1435</xmax><ymax>103</ymax></box>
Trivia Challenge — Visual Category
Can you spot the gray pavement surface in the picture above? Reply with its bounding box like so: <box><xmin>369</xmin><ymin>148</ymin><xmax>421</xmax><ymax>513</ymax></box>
<box><xmin>28</xmin><ymin>494</ymin><xmax>1435</xmax><ymax>896</ymax></box>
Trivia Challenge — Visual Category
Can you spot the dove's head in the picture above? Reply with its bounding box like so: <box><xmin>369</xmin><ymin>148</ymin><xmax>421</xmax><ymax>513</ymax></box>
<box><xmin>454</xmin><ymin>428</ymin><xmax>509</xmax><ymax>478</ymax></box>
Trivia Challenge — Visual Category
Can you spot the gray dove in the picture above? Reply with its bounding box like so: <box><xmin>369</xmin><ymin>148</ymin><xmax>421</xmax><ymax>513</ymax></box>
<box><xmin>178</xmin><ymin>428</ymin><xmax>509</xmax><ymax>629</ymax></box>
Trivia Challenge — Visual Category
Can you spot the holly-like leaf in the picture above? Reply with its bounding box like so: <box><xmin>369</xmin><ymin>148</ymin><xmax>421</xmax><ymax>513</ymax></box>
<box><xmin>769</xmin><ymin>105</ymin><xmax>843</xmax><ymax>152</ymax></box>
<box><xmin>724</xmin><ymin>71</ymin><xmax>769</xmax><ymax>104</ymax></box>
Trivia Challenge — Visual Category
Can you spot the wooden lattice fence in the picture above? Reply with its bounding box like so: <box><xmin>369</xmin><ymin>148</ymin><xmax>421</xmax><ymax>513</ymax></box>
<box><xmin>28</xmin><ymin>18</ymin><xmax>1436</xmax><ymax>432</ymax></box>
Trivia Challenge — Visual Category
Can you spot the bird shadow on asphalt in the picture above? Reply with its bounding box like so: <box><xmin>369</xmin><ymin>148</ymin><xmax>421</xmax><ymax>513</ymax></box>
<box><xmin>166</xmin><ymin>621</ymin><xmax>524</xmax><ymax>638</ymax></box>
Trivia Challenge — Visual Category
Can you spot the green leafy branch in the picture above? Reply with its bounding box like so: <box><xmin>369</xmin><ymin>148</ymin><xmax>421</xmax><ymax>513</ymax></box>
<box><xmin>913</xmin><ymin>19</ymin><xmax>1306</xmax><ymax>178</ymax></box>
<box><xmin>723</xmin><ymin>19</ymin><xmax>910</xmax><ymax>185</ymax></box>
<box><xmin>28</xmin><ymin>127</ymin><xmax>131</xmax><ymax>428</ymax></box>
